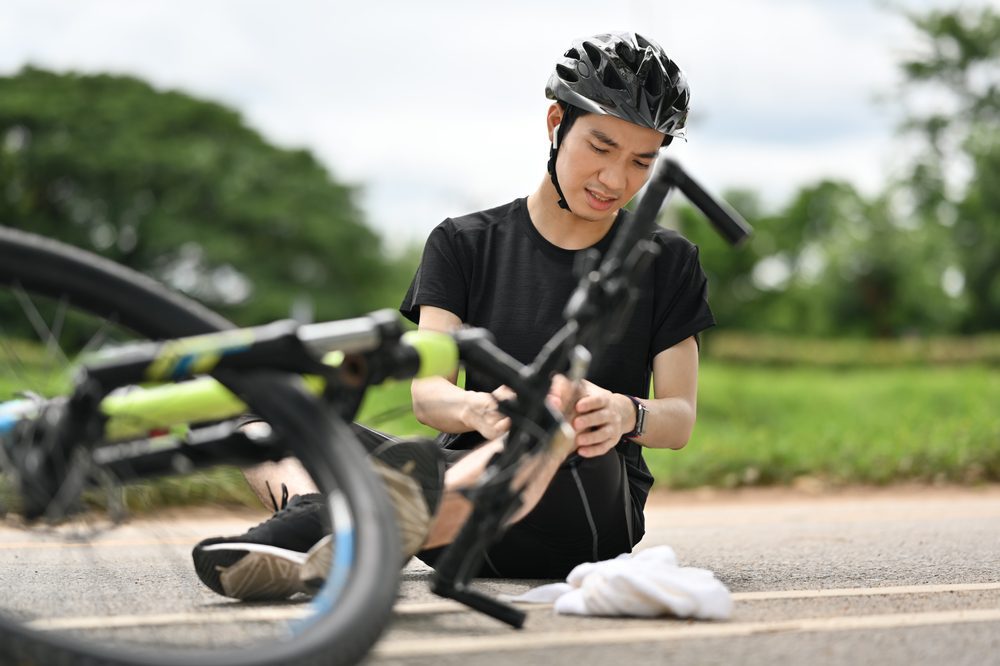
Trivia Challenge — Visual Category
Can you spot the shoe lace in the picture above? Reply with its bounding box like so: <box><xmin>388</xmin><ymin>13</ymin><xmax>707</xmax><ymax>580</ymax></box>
<box><xmin>264</xmin><ymin>481</ymin><xmax>290</xmax><ymax>512</ymax></box>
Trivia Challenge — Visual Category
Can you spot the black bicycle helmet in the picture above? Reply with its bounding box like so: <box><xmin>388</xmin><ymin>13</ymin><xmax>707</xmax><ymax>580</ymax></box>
<box><xmin>546</xmin><ymin>32</ymin><xmax>690</xmax><ymax>138</ymax></box>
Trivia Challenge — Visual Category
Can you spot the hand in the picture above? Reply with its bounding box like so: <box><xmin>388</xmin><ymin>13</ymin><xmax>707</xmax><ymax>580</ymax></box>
<box><xmin>565</xmin><ymin>379</ymin><xmax>634</xmax><ymax>458</ymax></box>
<box><xmin>464</xmin><ymin>385</ymin><xmax>513</xmax><ymax>440</ymax></box>
<box><xmin>546</xmin><ymin>373</ymin><xmax>586</xmax><ymax>417</ymax></box>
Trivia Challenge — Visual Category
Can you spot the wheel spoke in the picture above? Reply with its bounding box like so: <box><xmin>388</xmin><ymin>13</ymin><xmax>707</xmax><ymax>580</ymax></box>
<box><xmin>12</xmin><ymin>282</ymin><xmax>72</xmax><ymax>369</ymax></box>
<box><xmin>0</xmin><ymin>325</ymin><xmax>35</xmax><ymax>398</ymax></box>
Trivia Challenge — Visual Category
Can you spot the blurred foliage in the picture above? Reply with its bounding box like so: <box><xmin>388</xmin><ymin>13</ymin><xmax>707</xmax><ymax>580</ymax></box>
<box><xmin>898</xmin><ymin>6</ymin><xmax>1000</xmax><ymax>333</ymax></box>
<box><xmin>0</xmin><ymin>67</ymin><xmax>406</xmax><ymax>329</ymax></box>
<box><xmin>671</xmin><ymin>5</ymin><xmax>999</xmax><ymax>339</ymax></box>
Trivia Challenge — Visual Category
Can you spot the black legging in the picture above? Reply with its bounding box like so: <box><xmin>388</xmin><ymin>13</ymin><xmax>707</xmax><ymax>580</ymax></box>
<box><xmin>351</xmin><ymin>424</ymin><xmax>637</xmax><ymax>579</ymax></box>
<box><xmin>429</xmin><ymin>453</ymin><xmax>635</xmax><ymax>578</ymax></box>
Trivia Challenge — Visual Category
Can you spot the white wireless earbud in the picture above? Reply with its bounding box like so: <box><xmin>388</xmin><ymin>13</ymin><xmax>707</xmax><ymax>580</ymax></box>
<box><xmin>551</xmin><ymin>123</ymin><xmax>561</xmax><ymax>150</ymax></box>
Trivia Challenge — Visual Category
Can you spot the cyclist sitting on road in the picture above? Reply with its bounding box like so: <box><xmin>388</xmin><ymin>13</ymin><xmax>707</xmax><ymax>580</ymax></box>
<box><xmin>192</xmin><ymin>31</ymin><xmax>714</xmax><ymax>600</ymax></box>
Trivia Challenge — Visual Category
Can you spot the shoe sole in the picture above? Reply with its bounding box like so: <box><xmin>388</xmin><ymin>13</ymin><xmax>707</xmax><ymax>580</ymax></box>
<box><xmin>197</xmin><ymin>543</ymin><xmax>309</xmax><ymax>601</ymax></box>
<box><xmin>300</xmin><ymin>534</ymin><xmax>333</xmax><ymax>594</ymax></box>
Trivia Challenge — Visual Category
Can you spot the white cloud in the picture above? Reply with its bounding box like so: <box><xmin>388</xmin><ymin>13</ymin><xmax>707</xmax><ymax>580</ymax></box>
<box><xmin>3</xmin><ymin>0</ymin><xmax>997</xmax><ymax>250</ymax></box>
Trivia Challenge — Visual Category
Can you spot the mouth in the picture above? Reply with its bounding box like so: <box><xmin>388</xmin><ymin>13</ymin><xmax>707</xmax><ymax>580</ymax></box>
<box><xmin>586</xmin><ymin>189</ymin><xmax>617</xmax><ymax>203</ymax></box>
<box><xmin>584</xmin><ymin>188</ymin><xmax>618</xmax><ymax>210</ymax></box>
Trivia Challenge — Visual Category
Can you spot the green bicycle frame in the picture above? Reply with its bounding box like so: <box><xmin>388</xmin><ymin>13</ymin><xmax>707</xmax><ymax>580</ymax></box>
<box><xmin>0</xmin><ymin>313</ymin><xmax>458</xmax><ymax>443</ymax></box>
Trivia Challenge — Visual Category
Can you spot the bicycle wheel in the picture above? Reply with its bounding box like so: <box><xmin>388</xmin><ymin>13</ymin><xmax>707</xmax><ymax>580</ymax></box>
<box><xmin>0</xmin><ymin>226</ymin><xmax>400</xmax><ymax>666</ymax></box>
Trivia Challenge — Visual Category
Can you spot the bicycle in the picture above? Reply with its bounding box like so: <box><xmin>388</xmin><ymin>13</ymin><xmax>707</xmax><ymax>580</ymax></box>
<box><xmin>0</xmin><ymin>157</ymin><xmax>749</xmax><ymax>665</ymax></box>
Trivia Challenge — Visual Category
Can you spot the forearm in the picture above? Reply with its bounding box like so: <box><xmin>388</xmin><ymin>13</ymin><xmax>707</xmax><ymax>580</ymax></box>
<box><xmin>410</xmin><ymin>376</ymin><xmax>478</xmax><ymax>434</ymax></box>
<box><xmin>613</xmin><ymin>393</ymin><xmax>695</xmax><ymax>450</ymax></box>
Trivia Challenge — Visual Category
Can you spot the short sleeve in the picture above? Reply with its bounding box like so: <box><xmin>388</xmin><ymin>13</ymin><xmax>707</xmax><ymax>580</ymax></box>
<box><xmin>400</xmin><ymin>221</ymin><xmax>469</xmax><ymax>325</ymax></box>
<box><xmin>650</xmin><ymin>243</ymin><xmax>716</xmax><ymax>355</ymax></box>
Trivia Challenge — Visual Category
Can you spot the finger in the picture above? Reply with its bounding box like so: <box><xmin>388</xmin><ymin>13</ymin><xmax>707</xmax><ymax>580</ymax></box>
<box><xmin>577</xmin><ymin>437</ymin><xmax>618</xmax><ymax>458</ymax></box>
<box><xmin>493</xmin><ymin>385</ymin><xmax>516</xmax><ymax>401</ymax></box>
<box><xmin>573</xmin><ymin>409</ymin><xmax>615</xmax><ymax>433</ymax></box>
<box><xmin>575</xmin><ymin>394</ymin><xmax>607</xmax><ymax>414</ymax></box>
<box><xmin>549</xmin><ymin>375</ymin><xmax>573</xmax><ymax>401</ymax></box>
<box><xmin>572</xmin><ymin>409</ymin><xmax>609</xmax><ymax>432</ymax></box>
<box><xmin>576</xmin><ymin>441</ymin><xmax>611</xmax><ymax>458</ymax></box>
<box><xmin>576</xmin><ymin>424</ymin><xmax>615</xmax><ymax>447</ymax></box>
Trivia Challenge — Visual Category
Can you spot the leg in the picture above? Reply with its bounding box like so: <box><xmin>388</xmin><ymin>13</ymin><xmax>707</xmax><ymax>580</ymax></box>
<box><xmin>241</xmin><ymin>421</ymin><xmax>398</xmax><ymax>507</ymax></box>
<box><xmin>244</xmin><ymin>457</ymin><xmax>318</xmax><ymax>507</ymax></box>
<box><xmin>421</xmin><ymin>420</ymin><xmax>576</xmax><ymax>550</ymax></box>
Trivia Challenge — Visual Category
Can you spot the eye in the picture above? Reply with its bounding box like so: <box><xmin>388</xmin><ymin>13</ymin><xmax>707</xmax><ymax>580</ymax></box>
<box><xmin>589</xmin><ymin>143</ymin><xmax>609</xmax><ymax>154</ymax></box>
<box><xmin>633</xmin><ymin>160</ymin><xmax>651</xmax><ymax>170</ymax></box>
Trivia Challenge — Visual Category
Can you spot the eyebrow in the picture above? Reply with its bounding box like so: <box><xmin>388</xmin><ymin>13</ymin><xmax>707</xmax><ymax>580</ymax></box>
<box><xmin>590</xmin><ymin>129</ymin><xmax>659</xmax><ymax>160</ymax></box>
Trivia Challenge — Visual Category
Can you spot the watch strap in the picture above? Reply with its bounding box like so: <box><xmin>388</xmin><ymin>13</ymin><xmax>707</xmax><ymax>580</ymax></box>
<box><xmin>623</xmin><ymin>395</ymin><xmax>646</xmax><ymax>439</ymax></box>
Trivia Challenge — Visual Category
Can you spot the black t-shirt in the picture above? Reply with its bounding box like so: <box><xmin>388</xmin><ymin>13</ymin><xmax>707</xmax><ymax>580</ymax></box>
<box><xmin>400</xmin><ymin>197</ymin><xmax>715</xmax><ymax>511</ymax></box>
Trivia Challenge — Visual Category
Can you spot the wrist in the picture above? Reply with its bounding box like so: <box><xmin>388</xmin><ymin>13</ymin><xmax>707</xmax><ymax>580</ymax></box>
<box><xmin>459</xmin><ymin>392</ymin><xmax>479</xmax><ymax>430</ymax></box>
<box><xmin>461</xmin><ymin>391</ymin><xmax>492</xmax><ymax>431</ymax></box>
<box><xmin>616</xmin><ymin>393</ymin><xmax>637</xmax><ymax>435</ymax></box>
<box><xmin>622</xmin><ymin>395</ymin><xmax>648</xmax><ymax>439</ymax></box>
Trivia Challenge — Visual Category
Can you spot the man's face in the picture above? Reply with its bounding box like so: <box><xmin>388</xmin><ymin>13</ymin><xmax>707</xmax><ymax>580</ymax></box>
<box><xmin>553</xmin><ymin>109</ymin><xmax>665</xmax><ymax>221</ymax></box>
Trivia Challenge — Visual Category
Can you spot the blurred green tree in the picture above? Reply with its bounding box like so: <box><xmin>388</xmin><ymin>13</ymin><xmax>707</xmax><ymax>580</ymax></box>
<box><xmin>0</xmin><ymin>67</ymin><xmax>395</xmax><ymax>326</ymax></box>
<box><xmin>896</xmin><ymin>6</ymin><xmax>1000</xmax><ymax>332</ymax></box>
<box><xmin>672</xmin><ymin>177</ymin><xmax>965</xmax><ymax>338</ymax></box>
<box><xmin>671</xmin><ymin>5</ymin><xmax>999</xmax><ymax>339</ymax></box>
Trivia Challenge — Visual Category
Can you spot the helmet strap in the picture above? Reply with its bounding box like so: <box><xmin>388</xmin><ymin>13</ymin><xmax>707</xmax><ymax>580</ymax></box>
<box><xmin>547</xmin><ymin>106</ymin><xmax>578</xmax><ymax>212</ymax></box>
<box><xmin>547</xmin><ymin>137</ymin><xmax>571</xmax><ymax>212</ymax></box>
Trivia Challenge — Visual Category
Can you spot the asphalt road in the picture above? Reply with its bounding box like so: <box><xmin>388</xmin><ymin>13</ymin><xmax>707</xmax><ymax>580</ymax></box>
<box><xmin>1</xmin><ymin>485</ymin><xmax>998</xmax><ymax>665</ymax></box>
<box><xmin>375</xmin><ymin>485</ymin><xmax>1000</xmax><ymax>665</ymax></box>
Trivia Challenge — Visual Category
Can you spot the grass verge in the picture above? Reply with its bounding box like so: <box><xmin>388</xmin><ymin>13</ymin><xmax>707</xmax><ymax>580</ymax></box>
<box><xmin>644</xmin><ymin>361</ymin><xmax>1000</xmax><ymax>489</ymax></box>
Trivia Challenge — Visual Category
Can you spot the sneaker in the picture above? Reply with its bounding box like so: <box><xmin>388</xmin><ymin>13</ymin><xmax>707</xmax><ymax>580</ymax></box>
<box><xmin>192</xmin><ymin>437</ymin><xmax>446</xmax><ymax>601</ymax></box>
<box><xmin>300</xmin><ymin>534</ymin><xmax>335</xmax><ymax>594</ymax></box>
<box><xmin>192</xmin><ymin>489</ymin><xmax>329</xmax><ymax>601</ymax></box>
<box><xmin>299</xmin><ymin>438</ymin><xmax>446</xmax><ymax>594</ymax></box>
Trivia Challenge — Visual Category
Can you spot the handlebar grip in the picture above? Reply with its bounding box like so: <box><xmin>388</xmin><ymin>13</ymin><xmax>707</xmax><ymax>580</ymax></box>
<box><xmin>401</xmin><ymin>330</ymin><xmax>459</xmax><ymax>379</ymax></box>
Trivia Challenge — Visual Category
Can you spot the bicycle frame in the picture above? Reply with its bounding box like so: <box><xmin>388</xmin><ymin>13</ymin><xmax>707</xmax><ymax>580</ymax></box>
<box><xmin>0</xmin><ymin>311</ymin><xmax>457</xmax><ymax>483</ymax></box>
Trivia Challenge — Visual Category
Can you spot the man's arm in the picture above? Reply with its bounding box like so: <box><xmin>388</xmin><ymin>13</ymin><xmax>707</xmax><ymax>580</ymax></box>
<box><xmin>561</xmin><ymin>335</ymin><xmax>700</xmax><ymax>456</ymax></box>
<box><xmin>410</xmin><ymin>305</ymin><xmax>512</xmax><ymax>440</ymax></box>
<box><xmin>627</xmin><ymin>335</ymin><xmax>699</xmax><ymax>450</ymax></box>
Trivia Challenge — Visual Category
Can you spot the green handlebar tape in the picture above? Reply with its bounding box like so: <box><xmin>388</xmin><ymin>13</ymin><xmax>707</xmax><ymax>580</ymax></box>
<box><xmin>402</xmin><ymin>330</ymin><xmax>459</xmax><ymax>378</ymax></box>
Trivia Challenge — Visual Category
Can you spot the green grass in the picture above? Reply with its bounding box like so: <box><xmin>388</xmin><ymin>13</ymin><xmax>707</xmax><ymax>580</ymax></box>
<box><xmin>704</xmin><ymin>332</ymin><xmax>1000</xmax><ymax>367</ymax></box>
<box><xmin>644</xmin><ymin>362</ymin><xmax>1000</xmax><ymax>489</ymax></box>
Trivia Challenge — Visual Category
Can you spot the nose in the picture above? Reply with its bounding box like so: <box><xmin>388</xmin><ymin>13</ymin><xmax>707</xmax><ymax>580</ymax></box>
<box><xmin>597</xmin><ymin>162</ymin><xmax>626</xmax><ymax>193</ymax></box>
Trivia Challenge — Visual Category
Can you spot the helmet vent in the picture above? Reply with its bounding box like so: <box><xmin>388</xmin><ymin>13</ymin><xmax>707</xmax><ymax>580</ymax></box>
<box><xmin>565</xmin><ymin>47</ymin><xmax>581</xmax><ymax>60</ymax></box>
<box><xmin>601</xmin><ymin>63</ymin><xmax>626</xmax><ymax>91</ymax></box>
<box><xmin>582</xmin><ymin>41</ymin><xmax>604</xmax><ymax>68</ymax></box>
<box><xmin>643</xmin><ymin>68</ymin><xmax>663</xmax><ymax>96</ymax></box>
<box><xmin>556</xmin><ymin>64</ymin><xmax>579</xmax><ymax>83</ymax></box>
<box><xmin>615</xmin><ymin>41</ymin><xmax>636</xmax><ymax>65</ymax></box>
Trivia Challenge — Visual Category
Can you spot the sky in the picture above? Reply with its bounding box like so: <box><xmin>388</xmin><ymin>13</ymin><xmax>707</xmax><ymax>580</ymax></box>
<box><xmin>2</xmin><ymin>0</ymin><xmax>995</xmax><ymax>251</ymax></box>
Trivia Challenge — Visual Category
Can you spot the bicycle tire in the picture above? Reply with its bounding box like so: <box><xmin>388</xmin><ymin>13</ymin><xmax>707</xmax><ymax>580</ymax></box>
<box><xmin>0</xmin><ymin>226</ymin><xmax>400</xmax><ymax>666</ymax></box>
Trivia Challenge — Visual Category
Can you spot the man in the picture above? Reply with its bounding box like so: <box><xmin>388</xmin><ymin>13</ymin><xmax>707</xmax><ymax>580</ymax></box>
<box><xmin>193</xmin><ymin>31</ymin><xmax>713</xmax><ymax>598</ymax></box>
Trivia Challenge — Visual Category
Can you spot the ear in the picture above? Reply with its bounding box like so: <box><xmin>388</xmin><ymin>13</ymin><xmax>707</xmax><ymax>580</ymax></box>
<box><xmin>546</xmin><ymin>103</ymin><xmax>564</xmax><ymax>143</ymax></box>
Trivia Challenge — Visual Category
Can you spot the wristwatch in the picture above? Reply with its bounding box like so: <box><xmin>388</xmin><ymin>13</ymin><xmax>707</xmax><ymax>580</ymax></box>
<box><xmin>624</xmin><ymin>395</ymin><xmax>647</xmax><ymax>439</ymax></box>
